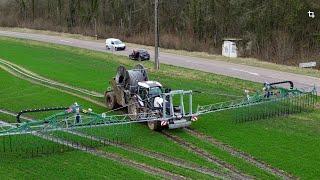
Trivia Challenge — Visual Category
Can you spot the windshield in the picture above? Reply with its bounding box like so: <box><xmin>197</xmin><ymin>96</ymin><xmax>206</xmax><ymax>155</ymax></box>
<box><xmin>149</xmin><ymin>87</ymin><xmax>162</xmax><ymax>97</ymax></box>
<box><xmin>113</xmin><ymin>40</ymin><xmax>122</xmax><ymax>45</ymax></box>
<box><xmin>139</xmin><ymin>50</ymin><xmax>148</xmax><ymax>55</ymax></box>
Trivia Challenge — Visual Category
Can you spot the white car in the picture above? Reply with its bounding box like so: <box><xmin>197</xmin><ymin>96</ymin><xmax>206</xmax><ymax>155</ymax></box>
<box><xmin>105</xmin><ymin>38</ymin><xmax>126</xmax><ymax>51</ymax></box>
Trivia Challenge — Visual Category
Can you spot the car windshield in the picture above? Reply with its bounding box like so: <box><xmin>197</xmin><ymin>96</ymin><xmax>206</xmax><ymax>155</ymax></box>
<box><xmin>113</xmin><ymin>40</ymin><xmax>122</xmax><ymax>45</ymax></box>
<box><xmin>149</xmin><ymin>87</ymin><xmax>162</xmax><ymax>97</ymax></box>
<box><xmin>138</xmin><ymin>50</ymin><xmax>148</xmax><ymax>55</ymax></box>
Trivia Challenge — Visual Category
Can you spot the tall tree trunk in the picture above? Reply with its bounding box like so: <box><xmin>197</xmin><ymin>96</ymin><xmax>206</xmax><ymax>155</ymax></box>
<box><xmin>31</xmin><ymin>0</ymin><xmax>35</xmax><ymax>22</ymax></box>
<box><xmin>57</xmin><ymin>0</ymin><xmax>62</xmax><ymax>25</ymax></box>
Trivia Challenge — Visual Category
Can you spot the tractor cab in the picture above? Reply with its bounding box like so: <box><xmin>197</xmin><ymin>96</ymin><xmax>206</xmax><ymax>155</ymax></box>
<box><xmin>137</xmin><ymin>81</ymin><xmax>164</xmax><ymax>109</ymax></box>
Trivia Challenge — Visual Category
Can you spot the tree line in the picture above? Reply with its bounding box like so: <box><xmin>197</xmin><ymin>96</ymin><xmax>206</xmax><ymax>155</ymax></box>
<box><xmin>0</xmin><ymin>0</ymin><xmax>319</xmax><ymax>64</ymax></box>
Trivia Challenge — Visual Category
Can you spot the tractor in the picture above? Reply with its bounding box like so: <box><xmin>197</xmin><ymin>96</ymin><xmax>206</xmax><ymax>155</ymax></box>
<box><xmin>105</xmin><ymin>64</ymin><xmax>195</xmax><ymax>131</ymax></box>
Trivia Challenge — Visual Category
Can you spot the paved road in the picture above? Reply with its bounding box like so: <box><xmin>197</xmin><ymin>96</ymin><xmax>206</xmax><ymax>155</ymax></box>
<box><xmin>0</xmin><ymin>30</ymin><xmax>319</xmax><ymax>91</ymax></box>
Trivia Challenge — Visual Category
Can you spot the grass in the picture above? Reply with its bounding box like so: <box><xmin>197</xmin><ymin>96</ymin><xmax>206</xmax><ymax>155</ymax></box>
<box><xmin>191</xmin><ymin>110</ymin><xmax>320</xmax><ymax>179</ymax></box>
<box><xmin>0</xmin><ymin>69</ymin><xmax>106</xmax><ymax>122</ymax></box>
<box><xmin>1</xmin><ymin>27</ymin><xmax>320</xmax><ymax>78</ymax></box>
<box><xmin>0</xmin><ymin>66</ymin><xmax>225</xmax><ymax>178</ymax></box>
<box><xmin>0</xmin><ymin>36</ymin><xmax>319</xmax><ymax>178</ymax></box>
<box><xmin>171</xmin><ymin>129</ymin><xmax>277</xmax><ymax>180</ymax></box>
<box><xmin>0</xmin><ymin>128</ymin><xmax>154</xmax><ymax>179</ymax></box>
<box><xmin>0</xmin><ymin>151</ymin><xmax>154</xmax><ymax>179</ymax></box>
<box><xmin>52</xmin><ymin>131</ymin><xmax>215</xmax><ymax>179</ymax></box>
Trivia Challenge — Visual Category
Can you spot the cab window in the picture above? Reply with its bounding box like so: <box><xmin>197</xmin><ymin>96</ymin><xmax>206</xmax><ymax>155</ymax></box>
<box><xmin>138</xmin><ymin>87</ymin><xmax>148</xmax><ymax>99</ymax></box>
<box><xmin>149</xmin><ymin>87</ymin><xmax>162</xmax><ymax>97</ymax></box>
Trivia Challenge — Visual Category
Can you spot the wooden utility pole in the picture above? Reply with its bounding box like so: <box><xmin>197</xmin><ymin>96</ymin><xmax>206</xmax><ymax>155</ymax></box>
<box><xmin>154</xmin><ymin>0</ymin><xmax>159</xmax><ymax>70</ymax></box>
<box><xmin>94</xmin><ymin>17</ymin><xmax>98</xmax><ymax>40</ymax></box>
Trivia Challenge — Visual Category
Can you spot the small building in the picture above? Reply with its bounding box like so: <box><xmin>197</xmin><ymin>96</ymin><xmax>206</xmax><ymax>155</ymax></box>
<box><xmin>222</xmin><ymin>38</ymin><xmax>243</xmax><ymax>58</ymax></box>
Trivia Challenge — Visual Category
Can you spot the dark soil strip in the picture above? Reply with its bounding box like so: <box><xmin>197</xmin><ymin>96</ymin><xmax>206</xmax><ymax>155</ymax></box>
<box><xmin>161</xmin><ymin>131</ymin><xmax>253</xmax><ymax>180</ymax></box>
<box><xmin>184</xmin><ymin>127</ymin><xmax>296</xmax><ymax>180</ymax></box>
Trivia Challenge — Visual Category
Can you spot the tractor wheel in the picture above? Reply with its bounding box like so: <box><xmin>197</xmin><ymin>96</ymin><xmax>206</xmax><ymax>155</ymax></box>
<box><xmin>105</xmin><ymin>92</ymin><xmax>117</xmax><ymax>109</ymax></box>
<box><xmin>128</xmin><ymin>99</ymin><xmax>139</xmax><ymax>120</ymax></box>
<box><xmin>147</xmin><ymin>121</ymin><xmax>162</xmax><ymax>131</ymax></box>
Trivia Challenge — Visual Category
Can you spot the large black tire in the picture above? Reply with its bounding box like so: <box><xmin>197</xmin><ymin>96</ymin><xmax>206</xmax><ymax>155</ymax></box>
<box><xmin>128</xmin><ymin>99</ymin><xmax>139</xmax><ymax>120</ymax></box>
<box><xmin>105</xmin><ymin>92</ymin><xmax>117</xmax><ymax>109</ymax></box>
<box><xmin>147</xmin><ymin>121</ymin><xmax>162</xmax><ymax>131</ymax></box>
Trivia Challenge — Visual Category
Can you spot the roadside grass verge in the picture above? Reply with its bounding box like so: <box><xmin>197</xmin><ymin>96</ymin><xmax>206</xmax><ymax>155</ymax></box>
<box><xmin>1</xmin><ymin>37</ymin><xmax>319</xmax><ymax>178</ymax></box>
<box><xmin>1</xmin><ymin>27</ymin><xmax>319</xmax><ymax>78</ymax></box>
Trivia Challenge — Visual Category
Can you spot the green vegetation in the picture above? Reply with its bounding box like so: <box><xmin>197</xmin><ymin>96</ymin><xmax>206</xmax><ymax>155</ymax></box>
<box><xmin>0</xmin><ymin>68</ymin><xmax>227</xmax><ymax>178</ymax></box>
<box><xmin>3</xmin><ymin>27</ymin><xmax>320</xmax><ymax>79</ymax></box>
<box><xmin>1</xmin><ymin>1</ymin><xmax>319</xmax><ymax>63</ymax></box>
<box><xmin>0</xmin><ymin>37</ymin><xmax>319</xmax><ymax>178</ymax></box>
<box><xmin>0</xmin><ymin>151</ymin><xmax>153</xmax><ymax>179</ymax></box>
<box><xmin>171</xmin><ymin>129</ymin><xmax>277</xmax><ymax>179</ymax></box>
<box><xmin>52</xmin><ymin>131</ymin><xmax>215</xmax><ymax>179</ymax></box>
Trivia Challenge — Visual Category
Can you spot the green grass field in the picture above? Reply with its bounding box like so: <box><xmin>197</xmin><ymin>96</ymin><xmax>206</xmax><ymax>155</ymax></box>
<box><xmin>0</xmin><ymin>68</ymin><xmax>227</xmax><ymax>179</ymax></box>
<box><xmin>0</xmin><ymin>36</ymin><xmax>319</xmax><ymax>179</ymax></box>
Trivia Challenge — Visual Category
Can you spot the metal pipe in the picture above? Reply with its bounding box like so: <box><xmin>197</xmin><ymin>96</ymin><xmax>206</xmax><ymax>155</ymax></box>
<box><xmin>189</xmin><ymin>93</ymin><xmax>192</xmax><ymax>115</ymax></box>
<box><xmin>180</xmin><ymin>94</ymin><xmax>185</xmax><ymax>116</ymax></box>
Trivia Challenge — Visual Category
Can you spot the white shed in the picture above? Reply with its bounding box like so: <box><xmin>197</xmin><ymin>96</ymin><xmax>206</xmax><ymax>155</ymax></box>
<box><xmin>222</xmin><ymin>38</ymin><xmax>241</xmax><ymax>58</ymax></box>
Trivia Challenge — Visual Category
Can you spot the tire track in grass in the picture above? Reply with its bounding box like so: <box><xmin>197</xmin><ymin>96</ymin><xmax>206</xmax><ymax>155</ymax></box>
<box><xmin>0</xmin><ymin>58</ymin><xmax>104</xmax><ymax>98</ymax></box>
<box><xmin>184</xmin><ymin>127</ymin><xmax>296</xmax><ymax>180</ymax></box>
<box><xmin>0</xmin><ymin>59</ymin><xmax>255</xmax><ymax>178</ymax></box>
<box><xmin>0</xmin><ymin>63</ymin><xmax>106</xmax><ymax>108</ymax></box>
<box><xmin>34</xmin><ymin>132</ymin><xmax>185</xmax><ymax>180</ymax></box>
<box><xmin>0</xmin><ymin>108</ymin><xmax>230</xmax><ymax>179</ymax></box>
<box><xmin>65</xmin><ymin>129</ymin><xmax>229</xmax><ymax>179</ymax></box>
<box><xmin>161</xmin><ymin>131</ymin><xmax>253</xmax><ymax>180</ymax></box>
<box><xmin>0</xmin><ymin>109</ymin><xmax>34</xmax><ymax>122</ymax></box>
<box><xmin>0</xmin><ymin>110</ymin><xmax>186</xmax><ymax>179</ymax></box>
